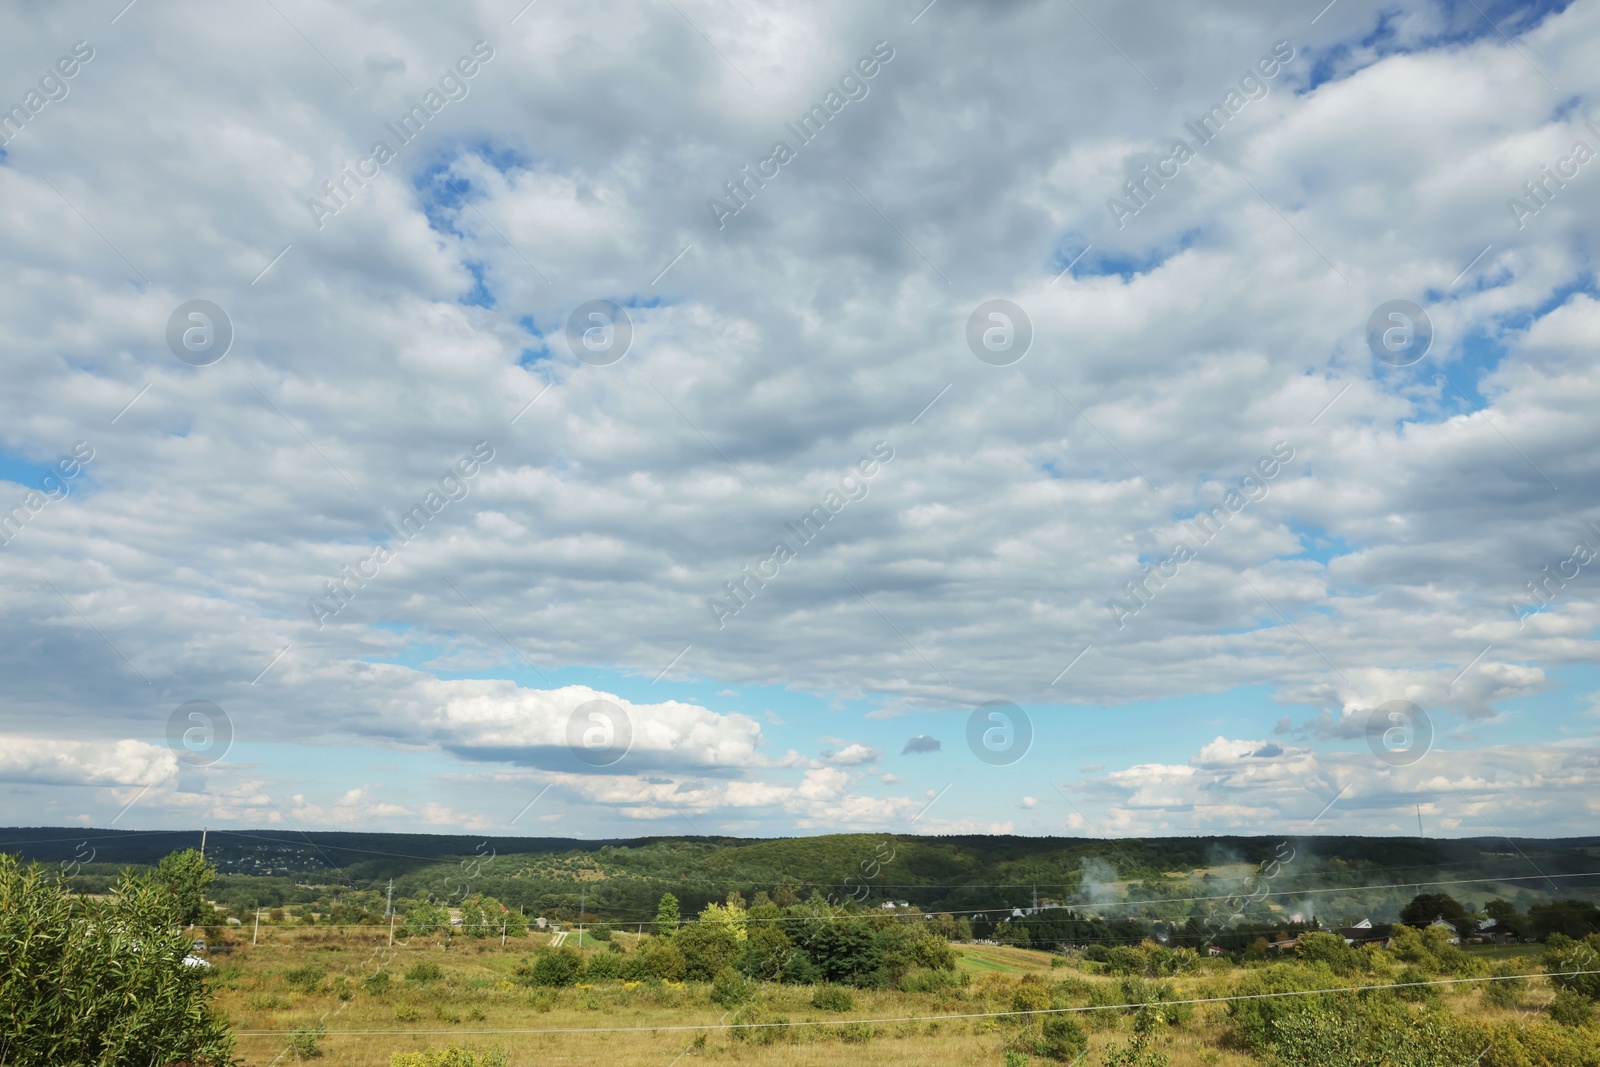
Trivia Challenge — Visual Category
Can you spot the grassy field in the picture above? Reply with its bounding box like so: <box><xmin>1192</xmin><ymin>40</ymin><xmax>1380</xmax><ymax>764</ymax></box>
<box><xmin>202</xmin><ymin>926</ymin><xmax>1592</xmax><ymax>1067</ymax></box>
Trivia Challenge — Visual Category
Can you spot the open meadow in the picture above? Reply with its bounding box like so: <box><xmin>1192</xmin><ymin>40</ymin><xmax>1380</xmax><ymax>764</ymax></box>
<box><xmin>209</xmin><ymin>927</ymin><xmax>1598</xmax><ymax>1067</ymax></box>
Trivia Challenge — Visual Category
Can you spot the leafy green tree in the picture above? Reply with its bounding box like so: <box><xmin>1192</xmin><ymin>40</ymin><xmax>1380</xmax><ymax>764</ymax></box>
<box><xmin>740</xmin><ymin>923</ymin><xmax>795</xmax><ymax>980</ymax></box>
<box><xmin>676</xmin><ymin>920</ymin><xmax>741</xmax><ymax>981</ymax></box>
<box><xmin>698</xmin><ymin>901</ymin><xmax>748</xmax><ymax>941</ymax></box>
<box><xmin>0</xmin><ymin>853</ymin><xmax>234</xmax><ymax>1066</ymax></box>
<box><xmin>155</xmin><ymin>848</ymin><xmax>217</xmax><ymax>927</ymax></box>
<box><xmin>1399</xmin><ymin>893</ymin><xmax>1466</xmax><ymax>928</ymax></box>
<box><xmin>1483</xmin><ymin>898</ymin><xmax>1523</xmax><ymax>936</ymax></box>
<box><xmin>1529</xmin><ymin>900</ymin><xmax>1600</xmax><ymax>941</ymax></box>
<box><xmin>654</xmin><ymin>892</ymin><xmax>681</xmax><ymax>939</ymax></box>
<box><xmin>459</xmin><ymin>894</ymin><xmax>523</xmax><ymax>938</ymax></box>
<box><xmin>402</xmin><ymin>900</ymin><xmax>451</xmax><ymax>938</ymax></box>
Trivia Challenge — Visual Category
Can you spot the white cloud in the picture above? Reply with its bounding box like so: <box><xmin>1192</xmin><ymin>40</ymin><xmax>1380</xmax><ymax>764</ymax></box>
<box><xmin>0</xmin><ymin>738</ymin><xmax>174</xmax><ymax>788</ymax></box>
<box><xmin>0</xmin><ymin>0</ymin><xmax>1596</xmax><ymax>836</ymax></box>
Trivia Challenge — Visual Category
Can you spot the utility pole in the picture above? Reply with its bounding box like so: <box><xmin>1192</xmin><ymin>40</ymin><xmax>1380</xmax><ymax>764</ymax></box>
<box><xmin>1416</xmin><ymin>805</ymin><xmax>1424</xmax><ymax>837</ymax></box>
<box><xmin>389</xmin><ymin>908</ymin><xmax>396</xmax><ymax>948</ymax></box>
<box><xmin>200</xmin><ymin>827</ymin><xmax>207</xmax><ymax>857</ymax></box>
<box><xmin>385</xmin><ymin>878</ymin><xmax>394</xmax><ymax>917</ymax></box>
<box><xmin>253</xmin><ymin>907</ymin><xmax>260</xmax><ymax>945</ymax></box>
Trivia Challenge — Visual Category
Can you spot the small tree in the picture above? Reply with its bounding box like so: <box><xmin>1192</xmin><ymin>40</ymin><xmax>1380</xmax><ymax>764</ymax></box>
<box><xmin>156</xmin><ymin>848</ymin><xmax>217</xmax><ymax>927</ymax></box>
<box><xmin>654</xmin><ymin>892</ymin><xmax>681</xmax><ymax>939</ymax></box>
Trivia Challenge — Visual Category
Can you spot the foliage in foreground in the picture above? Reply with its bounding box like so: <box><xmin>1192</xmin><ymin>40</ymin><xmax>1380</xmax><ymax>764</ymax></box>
<box><xmin>0</xmin><ymin>852</ymin><xmax>234</xmax><ymax>1067</ymax></box>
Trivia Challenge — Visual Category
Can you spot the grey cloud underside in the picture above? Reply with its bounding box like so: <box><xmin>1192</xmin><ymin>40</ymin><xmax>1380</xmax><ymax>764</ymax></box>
<box><xmin>0</xmin><ymin>0</ymin><xmax>1597</xmax><ymax>832</ymax></box>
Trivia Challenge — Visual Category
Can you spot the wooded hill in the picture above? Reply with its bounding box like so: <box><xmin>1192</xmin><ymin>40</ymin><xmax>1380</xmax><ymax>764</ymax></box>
<box><xmin>7</xmin><ymin>827</ymin><xmax>1598</xmax><ymax>934</ymax></box>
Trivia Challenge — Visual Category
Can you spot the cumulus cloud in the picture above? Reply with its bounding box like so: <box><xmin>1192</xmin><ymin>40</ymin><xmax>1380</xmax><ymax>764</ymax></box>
<box><xmin>0</xmin><ymin>0</ymin><xmax>1596</xmax><ymax>835</ymax></box>
<box><xmin>0</xmin><ymin>738</ymin><xmax>175</xmax><ymax>788</ymax></box>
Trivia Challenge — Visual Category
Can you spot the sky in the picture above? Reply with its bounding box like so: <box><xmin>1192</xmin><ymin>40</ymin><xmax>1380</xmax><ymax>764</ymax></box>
<box><xmin>1</xmin><ymin>0</ymin><xmax>1597</xmax><ymax>842</ymax></box>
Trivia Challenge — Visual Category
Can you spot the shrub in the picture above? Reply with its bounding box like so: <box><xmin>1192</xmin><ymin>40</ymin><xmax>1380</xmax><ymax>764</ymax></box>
<box><xmin>1013</xmin><ymin>977</ymin><xmax>1051</xmax><ymax>1013</ymax></box>
<box><xmin>675</xmin><ymin>920</ymin><xmax>741</xmax><ymax>981</ymax></box>
<box><xmin>527</xmin><ymin>948</ymin><xmax>583</xmax><ymax>988</ymax></box>
<box><xmin>364</xmin><ymin>970</ymin><xmax>392</xmax><ymax>995</ymax></box>
<box><xmin>583</xmin><ymin>950</ymin><xmax>621</xmax><ymax>982</ymax></box>
<box><xmin>900</xmin><ymin>967</ymin><xmax>969</xmax><ymax>993</ymax></box>
<box><xmin>1104</xmin><ymin>945</ymin><xmax>1147</xmax><ymax>976</ymax></box>
<box><xmin>838</xmin><ymin>1021</ymin><xmax>874</xmax><ymax>1043</ymax></box>
<box><xmin>642</xmin><ymin>942</ymin><xmax>686</xmax><ymax>982</ymax></box>
<box><xmin>391</xmin><ymin>1046</ymin><xmax>510</xmax><ymax>1067</ymax></box>
<box><xmin>284</xmin><ymin>965</ymin><xmax>327</xmax><ymax>992</ymax></box>
<box><xmin>1483</xmin><ymin>963</ymin><xmax>1525</xmax><ymax>1009</ymax></box>
<box><xmin>1395</xmin><ymin>965</ymin><xmax>1440</xmax><ymax>1004</ymax></box>
<box><xmin>1545</xmin><ymin>932</ymin><xmax>1600</xmax><ymax>1000</ymax></box>
<box><xmin>1226</xmin><ymin>965</ymin><xmax>1343</xmax><ymax>1053</ymax></box>
<box><xmin>0</xmin><ymin>854</ymin><xmax>235</xmax><ymax>1067</ymax></box>
<box><xmin>1295</xmin><ymin>931</ymin><xmax>1365</xmax><ymax>976</ymax></box>
<box><xmin>812</xmin><ymin>984</ymin><xmax>855</xmax><ymax>1012</ymax></box>
<box><xmin>406</xmin><ymin>961</ymin><xmax>445</xmax><ymax>984</ymax></box>
<box><xmin>1002</xmin><ymin>1053</ymin><xmax>1031</xmax><ymax>1067</ymax></box>
<box><xmin>587</xmin><ymin>923</ymin><xmax>613</xmax><ymax>942</ymax></box>
<box><xmin>1037</xmin><ymin>1015</ymin><xmax>1088</xmax><ymax>1062</ymax></box>
<box><xmin>712</xmin><ymin>966</ymin><xmax>755</xmax><ymax>1007</ymax></box>
<box><xmin>287</xmin><ymin>1022</ymin><xmax>325</xmax><ymax>1058</ymax></box>
<box><xmin>1550</xmin><ymin>987</ymin><xmax>1594</xmax><ymax>1028</ymax></box>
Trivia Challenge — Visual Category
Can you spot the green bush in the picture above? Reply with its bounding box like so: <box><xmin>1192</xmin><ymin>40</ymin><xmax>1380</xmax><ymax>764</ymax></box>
<box><xmin>1002</xmin><ymin>1053</ymin><xmax>1031</xmax><ymax>1067</ymax></box>
<box><xmin>1295</xmin><ymin>931</ymin><xmax>1365</xmax><ymax>976</ymax></box>
<box><xmin>1036</xmin><ymin>1015</ymin><xmax>1088</xmax><ymax>1061</ymax></box>
<box><xmin>401</xmin><ymin>901</ymin><xmax>451</xmax><ymax>939</ymax></box>
<box><xmin>812</xmin><ymin>984</ymin><xmax>855</xmax><ymax>1012</ymax></box>
<box><xmin>1550</xmin><ymin>988</ymin><xmax>1595</xmax><ymax>1028</ymax></box>
<box><xmin>712</xmin><ymin>966</ymin><xmax>755</xmax><ymax>1007</ymax></box>
<box><xmin>1545</xmin><ymin>932</ymin><xmax>1600</xmax><ymax>1000</ymax></box>
<box><xmin>583</xmin><ymin>950</ymin><xmax>621</xmax><ymax>981</ymax></box>
<box><xmin>1395</xmin><ymin>965</ymin><xmax>1440</xmax><ymax>1004</ymax></box>
<box><xmin>284</xmin><ymin>964</ymin><xmax>326</xmax><ymax>992</ymax></box>
<box><xmin>899</xmin><ymin>967</ymin><xmax>969</xmax><ymax>993</ymax></box>
<box><xmin>1104</xmin><ymin>945</ymin><xmax>1147</xmax><ymax>976</ymax></box>
<box><xmin>1483</xmin><ymin>963</ymin><xmax>1525</xmax><ymax>1009</ymax></box>
<box><xmin>675</xmin><ymin>921</ymin><xmax>741</xmax><ymax>981</ymax></box>
<box><xmin>838</xmin><ymin>1021</ymin><xmax>874</xmax><ymax>1043</ymax></box>
<box><xmin>641</xmin><ymin>942</ymin><xmax>687</xmax><ymax>982</ymax></box>
<box><xmin>364</xmin><ymin>970</ymin><xmax>392</xmax><ymax>995</ymax></box>
<box><xmin>406</xmin><ymin>960</ymin><xmax>445</xmax><ymax>984</ymax></box>
<box><xmin>0</xmin><ymin>853</ymin><xmax>235</xmax><ymax>1067</ymax></box>
<box><xmin>525</xmin><ymin>948</ymin><xmax>583</xmax><ymax>988</ymax></box>
<box><xmin>287</xmin><ymin>1022</ymin><xmax>325</xmax><ymax>1058</ymax></box>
